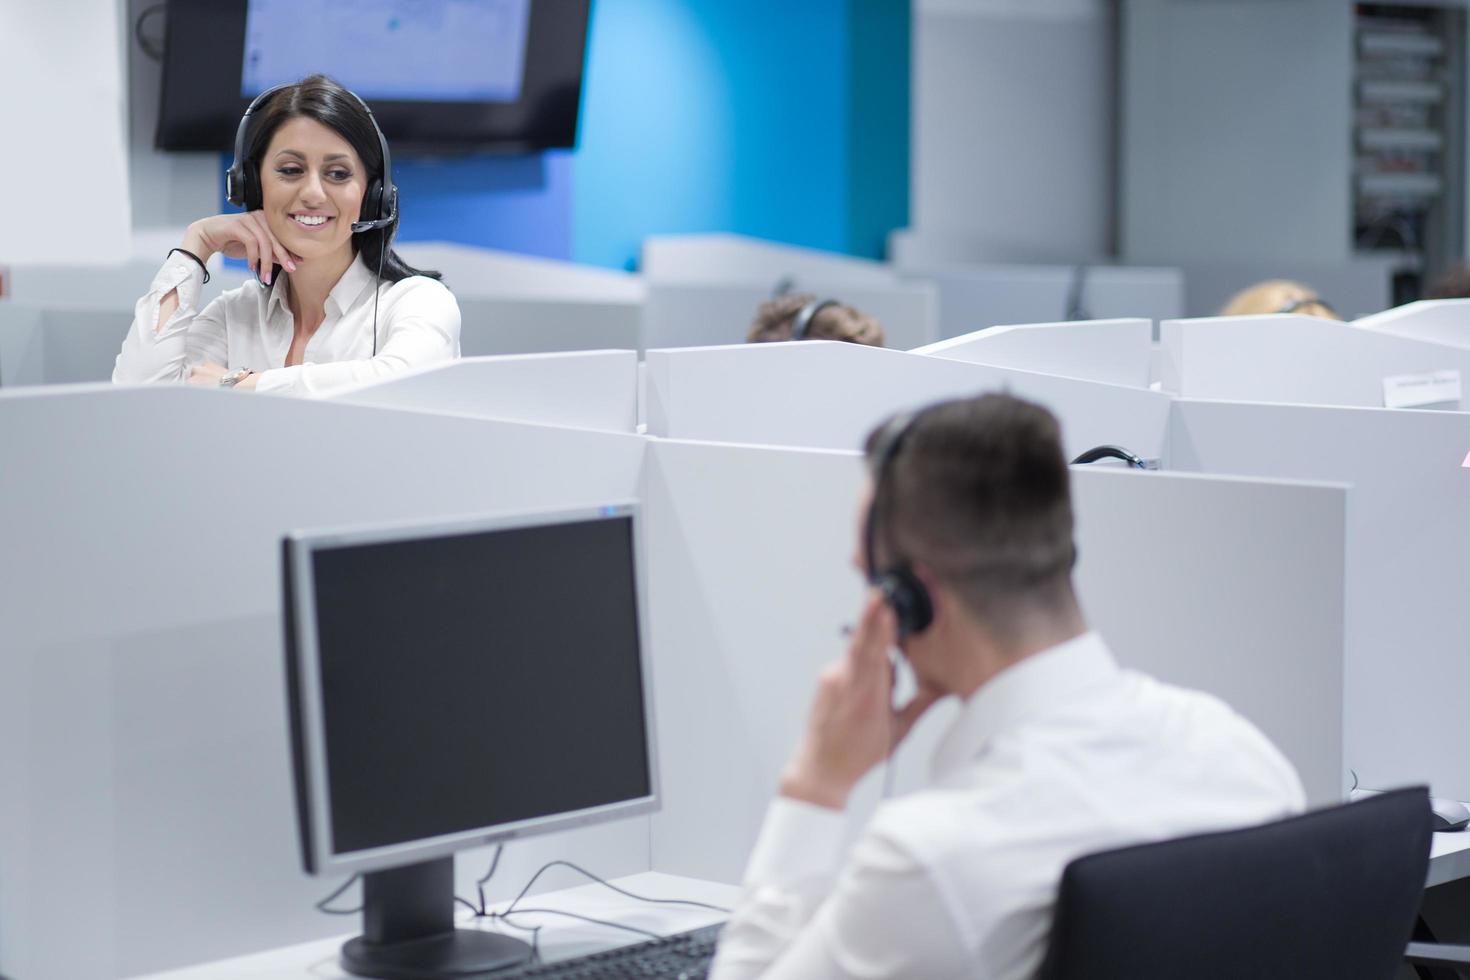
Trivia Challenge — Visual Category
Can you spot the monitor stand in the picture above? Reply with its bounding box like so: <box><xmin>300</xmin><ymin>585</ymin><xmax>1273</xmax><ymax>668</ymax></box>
<box><xmin>340</xmin><ymin>857</ymin><xmax>532</xmax><ymax>980</ymax></box>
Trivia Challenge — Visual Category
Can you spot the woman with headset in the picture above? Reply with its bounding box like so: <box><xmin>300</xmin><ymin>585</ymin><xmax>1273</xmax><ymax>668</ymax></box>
<box><xmin>114</xmin><ymin>74</ymin><xmax>460</xmax><ymax>396</ymax></box>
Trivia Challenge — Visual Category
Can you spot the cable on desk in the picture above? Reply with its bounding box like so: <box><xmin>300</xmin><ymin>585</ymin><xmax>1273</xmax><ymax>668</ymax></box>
<box><xmin>475</xmin><ymin>842</ymin><xmax>505</xmax><ymax>915</ymax></box>
<box><xmin>504</xmin><ymin>860</ymin><xmax>733</xmax><ymax>916</ymax></box>
<box><xmin>314</xmin><ymin>874</ymin><xmax>363</xmax><ymax>915</ymax></box>
<box><xmin>496</xmin><ymin>907</ymin><xmax>666</xmax><ymax>943</ymax></box>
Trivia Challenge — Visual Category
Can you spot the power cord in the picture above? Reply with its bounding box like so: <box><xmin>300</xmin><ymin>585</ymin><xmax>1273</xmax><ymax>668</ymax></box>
<box><xmin>314</xmin><ymin>874</ymin><xmax>362</xmax><ymax>916</ymax></box>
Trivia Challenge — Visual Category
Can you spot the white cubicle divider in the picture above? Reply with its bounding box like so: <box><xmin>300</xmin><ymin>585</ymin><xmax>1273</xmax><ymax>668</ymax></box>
<box><xmin>391</xmin><ymin>242</ymin><xmax>648</xmax><ymax>357</ymax></box>
<box><xmin>914</xmin><ymin>318</ymin><xmax>1153</xmax><ymax>389</ymax></box>
<box><xmin>0</xmin><ymin>386</ymin><xmax>648</xmax><ymax>980</ymax></box>
<box><xmin>456</xmin><ymin>295</ymin><xmax>645</xmax><ymax>357</ymax></box>
<box><xmin>1160</xmin><ymin>315</ymin><xmax>1470</xmax><ymax>409</ymax></box>
<box><xmin>327</xmin><ymin>351</ymin><xmax>639</xmax><ymax>432</ymax></box>
<box><xmin>642</xmin><ymin>279</ymin><xmax>939</xmax><ymax>351</ymax></box>
<box><xmin>1356</xmin><ymin>299</ymin><xmax>1470</xmax><ymax>349</ymax></box>
<box><xmin>641</xmin><ymin>233</ymin><xmax>898</xmax><ymax>288</ymax></box>
<box><xmin>643</xmin><ymin>438</ymin><xmax>1346</xmax><ymax>884</ymax></box>
<box><xmin>643</xmin><ymin>341</ymin><xmax>1171</xmax><ymax>462</ymax></box>
<box><xmin>4</xmin><ymin>257</ymin><xmax>249</xmax><ymax>311</ymax></box>
<box><xmin>0</xmin><ymin>303</ymin><xmax>131</xmax><ymax>386</ymax></box>
<box><xmin>396</xmin><ymin>241</ymin><xmax>645</xmax><ymax>302</ymax></box>
<box><xmin>1169</xmin><ymin>400</ymin><xmax>1470</xmax><ymax>802</ymax></box>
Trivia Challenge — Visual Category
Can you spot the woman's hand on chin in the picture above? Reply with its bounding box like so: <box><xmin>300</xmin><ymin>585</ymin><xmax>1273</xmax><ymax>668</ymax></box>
<box><xmin>182</xmin><ymin>211</ymin><xmax>303</xmax><ymax>286</ymax></box>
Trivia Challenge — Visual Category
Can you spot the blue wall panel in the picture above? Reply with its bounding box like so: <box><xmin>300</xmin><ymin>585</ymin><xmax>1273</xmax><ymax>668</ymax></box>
<box><xmin>226</xmin><ymin>2</ymin><xmax>908</xmax><ymax>270</ymax></box>
<box><xmin>571</xmin><ymin>0</ymin><xmax>851</xmax><ymax>270</ymax></box>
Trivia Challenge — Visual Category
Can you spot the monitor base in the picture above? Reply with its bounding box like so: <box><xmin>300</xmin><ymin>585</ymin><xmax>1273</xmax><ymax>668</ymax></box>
<box><xmin>341</xmin><ymin>929</ymin><xmax>533</xmax><ymax>980</ymax></box>
<box><xmin>338</xmin><ymin>857</ymin><xmax>533</xmax><ymax>979</ymax></box>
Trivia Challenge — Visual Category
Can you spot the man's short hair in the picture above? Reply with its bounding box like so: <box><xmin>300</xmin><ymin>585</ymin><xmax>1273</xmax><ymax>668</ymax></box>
<box><xmin>747</xmin><ymin>294</ymin><xmax>886</xmax><ymax>346</ymax></box>
<box><xmin>864</xmin><ymin>393</ymin><xmax>1077</xmax><ymax>631</ymax></box>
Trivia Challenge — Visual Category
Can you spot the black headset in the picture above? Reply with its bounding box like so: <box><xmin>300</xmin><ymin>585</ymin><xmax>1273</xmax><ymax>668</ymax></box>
<box><xmin>1276</xmin><ymin>296</ymin><xmax>1337</xmax><ymax>317</ymax></box>
<box><xmin>1071</xmin><ymin>445</ymin><xmax>1148</xmax><ymax>468</ymax></box>
<box><xmin>225</xmin><ymin>83</ymin><xmax>398</xmax><ymax>234</ymax></box>
<box><xmin>791</xmin><ymin>297</ymin><xmax>840</xmax><ymax>341</ymax></box>
<box><xmin>865</xmin><ymin>411</ymin><xmax>935</xmax><ymax>639</ymax></box>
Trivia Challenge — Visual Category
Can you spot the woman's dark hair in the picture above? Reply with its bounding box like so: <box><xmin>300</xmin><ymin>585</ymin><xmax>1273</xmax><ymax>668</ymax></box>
<box><xmin>242</xmin><ymin>74</ymin><xmax>440</xmax><ymax>285</ymax></box>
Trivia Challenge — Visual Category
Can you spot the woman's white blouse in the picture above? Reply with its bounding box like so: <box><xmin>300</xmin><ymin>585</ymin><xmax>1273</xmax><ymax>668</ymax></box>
<box><xmin>113</xmin><ymin>250</ymin><xmax>461</xmax><ymax>397</ymax></box>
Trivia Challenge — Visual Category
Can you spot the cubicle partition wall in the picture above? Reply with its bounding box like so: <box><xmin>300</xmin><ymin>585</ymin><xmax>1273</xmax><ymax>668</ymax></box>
<box><xmin>1357</xmin><ymin>299</ymin><xmax>1470</xmax><ymax>349</ymax></box>
<box><xmin>0</xmin><ymin>304</ymin><xmax>133</xmax><ymax>387</ymax></box>
<box><xmin>914</xmin><ymin>318</ymin><xmax>1153</xmax><ymax>388</ymax></box>
<box><xmin>327</xmin><ymin>351</ymin><xmax>639</xmax><ymax>432</ymax></box>
<box><xmin>643</xmin><ymin>341</ymin><xmax>1171</xmax><ymax>461</ymax></box>
<box><xmin>901</xmin><ymin>264</ymin><xmax>1184</xmax><ymax>342</ymax></box>
<box><xmin>1169</xmin><ymin>400</ymin><xmax>1470</xmax><ymax>802</ymax></box>
<box><xmin>642</xmin><ymin>280</ymin><xmax>939</xmax><ymax>352</ymax></box>
<box><xmin>393</xmin><ymin>242</ymin><xmax>649</xmax><ymax>358</ymax></box>
<box><xmin>642</xmin><ymin>438</ymin><xmax>1347</xmax><ymax>884</ymax></box>
<box><xmin>1161</xmin><ymin>315</ymin><xmax>1470</xmax><ymax>409</ymax></box>
<box><xmin>0</xmin><ymin>386</ymin><xmax>648</xmax><ymax>980</ymax></box>
<box><xmin>4</xmin><ymin>258</ymin><xmax>249</xmax><ymax>311</ymax></box>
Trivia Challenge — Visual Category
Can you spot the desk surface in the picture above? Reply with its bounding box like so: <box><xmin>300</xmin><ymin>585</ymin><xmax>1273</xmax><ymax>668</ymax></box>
<box><xmin>127</xmin><ymin>873</ymin><xmax>739</xmax><ymax>980</ymax></box>
<box><xmin>1431</xmin><ymin>830</ymin><xmax>1470</xmax><ymax>888</ymax></box>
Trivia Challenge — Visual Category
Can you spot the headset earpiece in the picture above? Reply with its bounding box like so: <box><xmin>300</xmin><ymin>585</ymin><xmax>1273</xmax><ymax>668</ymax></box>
<box><xmin>865</xmin><ymin>410</ymin><xmax>936</xmax><ymax>639</ymax></box>
<box><xmin>875</xmin><ymin>567</ymin><xmax>934</xmax><ymax>639</ymax></box>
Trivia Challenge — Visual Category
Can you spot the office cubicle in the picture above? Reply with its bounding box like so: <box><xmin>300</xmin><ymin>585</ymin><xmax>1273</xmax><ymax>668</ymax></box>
<box><xmin>1160</xmin><ymin>315</ymin><xmax>1470</xmax><ymax>409</ymax></box>
<box><xmin>0</xmin><ymin>385</ymin><xmax>648</xmax><ymax>979</ymax></box>
<box><xmin>1356</xmin><ymin>299</ymin><xmax>1470</xmax><ymax>349</ymax></box>
<box><xmin>644</xmin><ymin>340</ymin><xmax>1170</xmax><ymax>461</ymax></box>
<box><xmin>1170</xmin><ymin>400</ymin><xmax>1470</xmax><ymax>802</ymax></box>
<box><xmin>914</xmin><ymin>318</ymin><xmax>1153</xmax><ymax>388</ymax></box>
<box><xmin>327</xmin><ymin>351</ymin><xmax>639</xmax><ymax>432</ymax></box>
<box><xmin>643</xmin><ymin>438</ymin><xmax>1347</xmax><ymax>883</ymax></box>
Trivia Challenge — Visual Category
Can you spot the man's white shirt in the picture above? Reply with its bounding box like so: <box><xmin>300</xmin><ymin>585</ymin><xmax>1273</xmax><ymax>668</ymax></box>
<box><xmin>709</xmin><ymin>632</ymin><xmax>1306</xmax><ymax>980</ymax></box>
<box><xmin>114</xmin><ymin>250</ymin><xmax>460</xmax><ymax>397</ymax></box>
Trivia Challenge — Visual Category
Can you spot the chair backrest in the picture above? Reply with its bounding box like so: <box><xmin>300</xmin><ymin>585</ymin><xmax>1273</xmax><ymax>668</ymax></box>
<box><xmin>1039</xmin><ymin>787</ymin><xmax>1431</xmax><ymax>980</ymax></box>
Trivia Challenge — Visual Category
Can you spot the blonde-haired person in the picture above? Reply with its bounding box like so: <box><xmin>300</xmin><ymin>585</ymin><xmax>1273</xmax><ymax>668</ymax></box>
<box><xmin>748</xmin><ymin>294</ymin><xmax>886</xmax><ymax>346</ymax></box>
<box><xmin>1220</xmin><ymin>280</ymin><xmax>1339</xmax><ymax>320</ymax></box>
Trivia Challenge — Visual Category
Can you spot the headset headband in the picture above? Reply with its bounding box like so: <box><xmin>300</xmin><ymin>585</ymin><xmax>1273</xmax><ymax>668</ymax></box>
<box><xmin>226</xmin><ymin>82</ymin><xmax>396</xmax><ymax>231</ymax></box>
<box><xmin>791</xmin><ymin>298</ymin><xmax>840</xmax><ymax>341</ymax></box>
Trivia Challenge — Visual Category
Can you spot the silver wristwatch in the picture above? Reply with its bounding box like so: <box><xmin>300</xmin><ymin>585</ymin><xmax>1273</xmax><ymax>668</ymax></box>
<box><xmin>218</xmin><ymin>369</ymin><xmax>252</xmax><ymax>388</ymax></box>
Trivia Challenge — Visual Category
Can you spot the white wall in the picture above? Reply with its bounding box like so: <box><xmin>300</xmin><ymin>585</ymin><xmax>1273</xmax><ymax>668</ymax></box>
<box><xmin>0</xmin><ymin>0</ymin><xmax>132</xmax><ymax>262</ymax></box>
<box><xmin>1120</xmin><ymin>0</ymin><xmax>1353</xmax><ymax>265</ymax></box>
<box><xmin>910</xmin><ymin>0</ymin><xmax>1115</xmax><ymax>262</ymax></box>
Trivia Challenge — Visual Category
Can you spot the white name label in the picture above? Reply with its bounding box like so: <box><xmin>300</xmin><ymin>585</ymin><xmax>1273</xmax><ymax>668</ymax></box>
<box><xmin>1383</xmin><ymin>370</ymin><xmax>1462</xmax><ymax>410</ymax></box>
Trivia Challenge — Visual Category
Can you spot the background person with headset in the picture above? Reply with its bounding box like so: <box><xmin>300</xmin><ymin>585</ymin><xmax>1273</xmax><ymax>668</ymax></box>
<box><xmin>1220</xmin><ymin>279</ymin><xmax>1340</xmax><ymax>319</ymax></box>
<box><xmin>747</xmin><ymin>294</ymin><xmax>886</xmax><ymax>346</ymax></box>
<box><xmin>113</xmin><ymin>74</ymin><xmax>460</xmax><ymax>397</ymax></box>
<box><xmin>708</xmin><ymin>392</ymin><xmax>1305</xmax><ymax>980</ymax></box>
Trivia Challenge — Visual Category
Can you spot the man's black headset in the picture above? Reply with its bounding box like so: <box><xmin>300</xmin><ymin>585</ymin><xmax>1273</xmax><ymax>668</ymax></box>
<box><xmin>225</xmin><ymin>83</ymin><xmax>398</xmax><ymax>233</ymax></box>
<box><xmin>865</xmin><ymin>410</ymin><xmax>935</xmax><ymax>639</ymax></box>
<box><xmin>791</xmin><ymin>298</ymin><xmax>840</xmax><ymax>341</ymax></box>
<box><xmin>225</xmin><ymin>83</ymin><xmax>399</xmax><ymax>355</ymax></box>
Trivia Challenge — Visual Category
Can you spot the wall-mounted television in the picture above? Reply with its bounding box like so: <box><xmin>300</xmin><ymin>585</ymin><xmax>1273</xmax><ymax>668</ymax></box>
<box><xmin>156</xmin><ymin>0</ymin><xmax>591</xmax><ymax>154</ymax></box>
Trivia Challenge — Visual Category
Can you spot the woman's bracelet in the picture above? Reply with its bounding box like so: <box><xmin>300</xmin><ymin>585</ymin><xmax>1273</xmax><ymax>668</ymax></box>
<box><xmin>168</xmin><ymin>247</ymin><xmax>211</xmax><ymax>283</ymax></box>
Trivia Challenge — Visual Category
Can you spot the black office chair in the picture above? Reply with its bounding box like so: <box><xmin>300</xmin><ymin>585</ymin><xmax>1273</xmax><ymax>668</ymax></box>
<box><xmin>1038</xmin><ymin>787</ymin><xmax>1433</xmax><ymax>980</ymax></box>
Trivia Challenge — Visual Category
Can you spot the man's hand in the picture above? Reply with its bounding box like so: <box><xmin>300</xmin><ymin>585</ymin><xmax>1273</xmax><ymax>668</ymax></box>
<box><xmin>779</xmin><ymin>593</ymin><xmax>943</xmax><ymax>810</ymax></box>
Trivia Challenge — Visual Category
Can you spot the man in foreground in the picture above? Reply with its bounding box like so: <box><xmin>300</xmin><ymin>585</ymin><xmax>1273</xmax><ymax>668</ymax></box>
<box><xmin>710</xmin><ymin>392</ymin><xmax>1306</xmax><ymax>979</ymax></box>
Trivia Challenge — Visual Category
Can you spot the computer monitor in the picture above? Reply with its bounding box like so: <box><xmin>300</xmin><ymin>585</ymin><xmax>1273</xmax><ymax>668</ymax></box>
<box><xmin>282</xmin><ymin>503</ymin><xmax>658</xmax><ymax>979</ymax></box>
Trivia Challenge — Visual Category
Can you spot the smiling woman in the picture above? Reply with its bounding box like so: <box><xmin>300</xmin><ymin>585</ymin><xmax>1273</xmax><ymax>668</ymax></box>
<box><xmin>113</xmin><ymin>75</ymin><xmax>461</xmax><ymax>397</ymax></box>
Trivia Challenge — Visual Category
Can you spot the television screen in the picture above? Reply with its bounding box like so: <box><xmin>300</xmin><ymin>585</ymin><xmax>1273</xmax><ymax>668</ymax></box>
<box><xmin>157</xmin><ymin>0</ymin><xmax>590</xmax><ymax>153</ymax></box>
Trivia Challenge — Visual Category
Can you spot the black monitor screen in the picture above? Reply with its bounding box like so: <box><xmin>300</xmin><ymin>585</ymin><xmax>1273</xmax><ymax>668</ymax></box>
<box><xmin>306</xmin><ymin>514</ymin><xmax>650</xmax><ymax>856</ymax></box>
<box><xmin>158</xmin><ymin>0</ymin><xmax>590</xmax><ymax>152</ymax></box>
